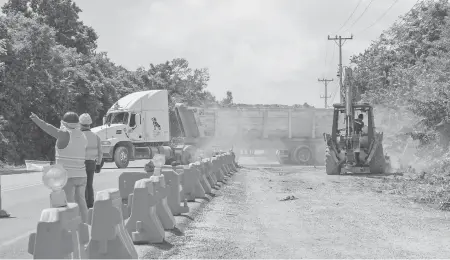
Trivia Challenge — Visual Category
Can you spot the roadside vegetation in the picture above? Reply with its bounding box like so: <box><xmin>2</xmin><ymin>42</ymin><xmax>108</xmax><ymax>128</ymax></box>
<box><xmin>0</xmin><ymin>0</ymin><xmax>225</xmax><ymax>166</ymax></box>
<box><xmin>351</xmin><ymin>0</ymin><xmax>450</xmax><ymax>208</ymax></box>
<box><xmin>0</xmin><ymin>0</ymin><xmax>317</xmax><ymax>167</ymax></box>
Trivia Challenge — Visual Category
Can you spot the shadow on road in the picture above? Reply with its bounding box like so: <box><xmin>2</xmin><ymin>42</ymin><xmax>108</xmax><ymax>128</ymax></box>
<box><xmin>0</xmin><ymin>169</ymin><xmax>38</xmax><ymax>175</ymax></box>
<box><xmin>179</xmin><ymin>214</ymin><xmax>194</xmax><ymax>221</ymax></box>
<box><xmin>102</xmin><ymin>166</ymin><xmax>143</xmax><ymax>169</ymax></box>
<box><xmin>152</xmin><ymin>240</ymin><xmax>174</xmax><ymax>251</ymax></box>
<box><xmin>169</xmin><ymin>227</ymin><xmax>185</xmax><ymax>236</ymax></box>
<box><xmin>349</xmin><ymin>172</ymin><xmax>404</xmax><ymax>179</ymax></box>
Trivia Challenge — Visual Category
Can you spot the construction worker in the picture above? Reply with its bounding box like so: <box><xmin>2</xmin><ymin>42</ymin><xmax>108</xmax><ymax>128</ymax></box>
<box><xmin>354</xmin><ymin>114</ymin><xmax>365</xmax><ymax>165</ymax></box>
<box><xmin>30</xmin><ymin>111</ymin><xmax>89</xmax><ymax>223</ymax></box>
<box><xmin>79</xmin><ymin>113</ymin><xmax>103</xmax><ymax>209</ymax></box>
<box><xmin>354</xmin><ymin>114</ymin><xmax>364</xmax><ymax>134</ymax></box>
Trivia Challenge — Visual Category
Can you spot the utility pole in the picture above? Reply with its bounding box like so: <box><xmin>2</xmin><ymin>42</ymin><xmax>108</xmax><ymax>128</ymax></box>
<box><xmin>328</xmin><ymin>35</ymin><xmax>353</xmax><ymax>103</ymax></box>
<box><xmin>318</xmin><ymin>78</ymin><xmax>333</xmax><ymax>108</ymax></box>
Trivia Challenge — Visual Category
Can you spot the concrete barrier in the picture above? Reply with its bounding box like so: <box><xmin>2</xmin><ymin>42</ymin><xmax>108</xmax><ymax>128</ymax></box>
<box><xmin>28</xmin><ymin>203</ymin><xmax>89</xmax><ymax>259</ymax></box>
<box><xmin>193</xmin><ymin>161</ymin><xmax>212</xmax><ymax>194</ymax></box>
<box><xmin>201</xmin><ymin>158</ymin><xmax>217</xmax><ymax>187</ymax></box>
<box><xmin>173</xmin><ymin>165</ymin><xmax>187</xmax><ymax>202</ymax></box>
<box><xmin>161</xmin><ymin>167</ymin><xmax>189</xmax><ymax>216</ymax></box>
<box><xmin>211</xmin><ymin>157</ymin><xmax>225</xmax><ymax>183</ymax></box>
<box><xmin>118</xmin><ymin>172</ymin><xmax>149</xmax><ymax>219</ymax></box>
<box><xmin>150</xmin><ymin>175</ymin><xmax>176</xmax><ymax>230</ymax></box>
<box><xmin>87</xmin><ymin>189</ymin><xmax>138</xmax><ymax>259</ymax></box>
<box><xmin>182</xmin><ymin>164</ymin><xmax>204</xmax><ymax>201</ymax></box>
<box><xmin>26</xmin><ymin>153</ymin><xmax>238</xmax><ymax>259</ymax></box>
<box><xmin>125</xmin><ymin>179</ymin><xmax>165</xmax><ymax>244</ymax></box>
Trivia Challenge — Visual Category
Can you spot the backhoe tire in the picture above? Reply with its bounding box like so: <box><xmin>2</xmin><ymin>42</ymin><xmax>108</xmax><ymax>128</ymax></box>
<box><xmin>325</xmin><ymin>149</ymin><xmax>340</xmax><ymax>175</ymax></box>
<box><xmin>114</xmin><ymin>146</ymin><xmax>130</xmax><ymax>169</ymax></box>
<box><xmin>369</xmin><ymin>144</ymin><xmax>386</xmax><ymax>174</ymax></box>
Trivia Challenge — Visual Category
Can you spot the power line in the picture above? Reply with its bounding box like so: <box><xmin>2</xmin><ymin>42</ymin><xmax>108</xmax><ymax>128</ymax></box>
<box><xmin>335</xmin><ymin>0</ymin><xmax>364</xmax><ymax>34</ymax></box>
<box><xmin>327</xmin><ymin>44</ymin><xmax>336</xmax><ymax>76</ymax></box>
<box><xmin>329</xmin><ymin>84</ymin><xmax>339</xmax><ymax>105</ymax></box>
<box><xmin>345</xmin><ymin>0</ymin><xmax>376</xmax><ymax>33</ymax></box>
<box><xmin>323</xmin><ymin>41</ymin><xmax>329</xmax><ymax>76</ymax></box>
<box><xmin>357</xmin><ymin>0</ymin><xmax>400</xmax><ymax>35</ymax></box>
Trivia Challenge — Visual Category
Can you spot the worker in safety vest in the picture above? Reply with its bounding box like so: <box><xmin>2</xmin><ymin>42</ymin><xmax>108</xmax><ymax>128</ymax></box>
<box><xmin>30</xmin><ymin>111</ymin><xmax>89</xmax><ymax>223</ymax></box>
<box><xmin>79</xmin><ymin>113</ymin><xmax>103</xmax><ymax>209</ymax></box>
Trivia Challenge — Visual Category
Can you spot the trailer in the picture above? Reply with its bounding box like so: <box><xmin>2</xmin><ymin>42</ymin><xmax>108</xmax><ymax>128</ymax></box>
<box><xmin>174</xmin><ymin>104</ymin><xmax>334</xmax><ymax>165</ymax></box>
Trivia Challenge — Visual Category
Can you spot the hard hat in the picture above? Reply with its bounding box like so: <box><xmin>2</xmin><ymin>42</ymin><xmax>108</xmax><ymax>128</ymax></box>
<box><xmin>79</xmin><ymin>113</ymin><xmax>93</xmax><ymax>125</ymax></box>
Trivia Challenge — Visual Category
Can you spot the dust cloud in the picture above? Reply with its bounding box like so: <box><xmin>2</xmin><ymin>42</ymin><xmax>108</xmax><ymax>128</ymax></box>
<box><xmin>195</xmin><ymin>111</ymin><xmax>287</xmax><ymax>160</ymax></box>
<box><xmin>373</xmin><ymin>105</ymin><xmax>429</xmax><ymax>173</ymax></box>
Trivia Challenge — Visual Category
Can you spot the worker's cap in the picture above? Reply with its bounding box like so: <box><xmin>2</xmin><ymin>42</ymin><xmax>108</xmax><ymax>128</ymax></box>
<box><xmin>79</xmin><ymin>113</ymin><xmax>93</xmax><ymax>125</ymax></box>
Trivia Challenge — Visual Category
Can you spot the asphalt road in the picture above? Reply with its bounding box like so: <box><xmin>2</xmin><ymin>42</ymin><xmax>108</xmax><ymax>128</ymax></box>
<box><xmin>1</xmin><ymin>155</ymin><xmax>450</xmax><ymax>258</ymax></box>
<box><xmin>0</xmin><ymin>161</ymin><xmax>147</xmax><ymax>259</ymax></box>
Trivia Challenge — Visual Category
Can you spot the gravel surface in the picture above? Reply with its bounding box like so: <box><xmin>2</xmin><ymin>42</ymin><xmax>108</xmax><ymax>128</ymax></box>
<box><xmin>144</xmin><ymin>165</ymin><xmax>450</xmax><ymax>259</ymax></box>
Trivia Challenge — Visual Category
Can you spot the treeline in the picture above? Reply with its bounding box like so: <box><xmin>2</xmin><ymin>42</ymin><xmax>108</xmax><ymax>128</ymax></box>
<box><xmin>0</xmin><ymin>0</ymin><xmax>222</xmax><ymax>165</ymax></box>
<box><xmin>351</xmin><ymin>0</ymin><xmax>450</xmax><ymax>148</ymax></box>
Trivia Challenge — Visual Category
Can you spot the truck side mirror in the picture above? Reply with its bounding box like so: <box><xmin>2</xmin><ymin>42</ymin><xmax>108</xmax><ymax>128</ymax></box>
<box><xmin>102</xmin><ymin>117</ymin><xmax>106</xmax><ymax>125</ymax></box>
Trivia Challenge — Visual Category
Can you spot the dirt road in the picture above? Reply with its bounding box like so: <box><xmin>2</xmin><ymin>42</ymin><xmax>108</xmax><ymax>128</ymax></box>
<box><xmin>144</xmin><ymin>160</ymin><xmax>450</xmax><ymax>259</ymax></box>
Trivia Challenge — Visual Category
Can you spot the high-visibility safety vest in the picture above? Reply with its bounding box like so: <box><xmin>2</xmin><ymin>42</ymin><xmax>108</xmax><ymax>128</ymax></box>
<box><xmin>55</xmin><ymin>128</ymin><xmax>87</xmax><ymax>178</ymax></box>
<box><xmin>83</xmin><ymin>130</ymin><xmax>100</xmax><ymax>161</ymax></box>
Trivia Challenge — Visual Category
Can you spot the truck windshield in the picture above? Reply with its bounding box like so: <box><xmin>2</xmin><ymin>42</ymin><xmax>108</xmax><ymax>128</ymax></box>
<box><xmin>105</xmin><ymin>112</ymin><xmax>129</xmax><ymax>125</ymax></box>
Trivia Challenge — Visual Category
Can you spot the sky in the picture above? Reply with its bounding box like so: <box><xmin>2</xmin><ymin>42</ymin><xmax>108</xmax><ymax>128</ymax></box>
<box><xmin>15</xmin><ymin>0</ymin><xmax>424</xmax><ymax>107</ymax></box>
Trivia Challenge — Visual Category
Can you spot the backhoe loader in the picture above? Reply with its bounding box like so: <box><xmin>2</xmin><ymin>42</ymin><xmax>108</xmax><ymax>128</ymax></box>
<box><xmin>323</xmin><ymin>67</ymin><xmax>391</xmax><ymax>175</ymax></box>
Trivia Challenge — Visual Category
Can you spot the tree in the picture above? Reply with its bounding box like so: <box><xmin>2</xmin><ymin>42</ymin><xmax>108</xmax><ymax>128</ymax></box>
<box><xmin>350</xmin><ymin>0</ymin><xmax>450</xmax><ymax>147</ymax></box>
<box><xmin>220</xmin><ymin>91</ymin><xmax>233</xmax><ymax>106</ymax></box>
<box><xmin>0</xmin><ymin>1</ymin><xmax>219</xmax><ymax>165</ymax></box>
<box><xmin>2</xmin><ymin>0</ymin><xmax>98</xmax><ymax>55</ymax></box>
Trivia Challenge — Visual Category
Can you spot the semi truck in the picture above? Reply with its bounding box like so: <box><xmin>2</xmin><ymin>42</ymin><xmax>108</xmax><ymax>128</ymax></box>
<box><xmin>92</xmin><ymin>90</ymin><xmax>201</xmax><ymax>168</ymax></box>
<box><xmin>174</xmin><ymin>104</ymin><xmax>334</xmax><ymax>165</ymax></box>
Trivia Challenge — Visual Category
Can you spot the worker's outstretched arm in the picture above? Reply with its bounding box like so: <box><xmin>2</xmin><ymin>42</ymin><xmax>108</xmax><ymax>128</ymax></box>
<box><xmin>30</xmin><ymin>112</ymin><xmax>64</xmax><ymax>139</ymax></box>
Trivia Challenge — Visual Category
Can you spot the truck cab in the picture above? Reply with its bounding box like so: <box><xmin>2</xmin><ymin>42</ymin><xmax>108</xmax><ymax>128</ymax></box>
<box><xmin>92</xmin><ymin>90</ymin><xmax>172</xmax><ymax>168</ymax></box>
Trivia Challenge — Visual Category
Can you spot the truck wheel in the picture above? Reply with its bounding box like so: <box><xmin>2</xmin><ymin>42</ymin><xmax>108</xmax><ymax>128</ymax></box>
<box><xmin>325</xmin><ymin>149</ymin><xmax>340</xmax><ymax>175</ymax></box>
<box><xmin>292</xmin><ymin>145</ymin><xmax>313</xmax><ymax>165</ymax></box>
<box><xmin>369</xmin><ymin>144</ymin><xmax>386</xmax><ymax>174</ymax></box>
<box><xmin>114</xmin><ymin>146</ymin><xmax>129</xmax><ymax>168</ymax></box>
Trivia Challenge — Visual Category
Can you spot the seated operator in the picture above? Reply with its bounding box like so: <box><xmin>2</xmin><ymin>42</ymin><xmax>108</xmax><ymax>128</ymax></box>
<box><xmin>354</xmin><ymin>114</ymin><xmax>364</xmax><ymax>134</ymax></box>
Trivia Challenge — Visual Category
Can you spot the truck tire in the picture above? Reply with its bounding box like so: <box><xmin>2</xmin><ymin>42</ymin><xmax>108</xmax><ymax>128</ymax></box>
<box><xmin>369</xmin><ymin>144</ymin><xmax>386</xmax><ymax>174</ymax></box>
<box><xmin>292</xmin><ymin>145</ymin><xmax>313</xmax><ymax>165</ymax></box>
<box><xmin>114</xmin><ymin>146</ymin><xmax>129</xmax><ymax>168</ymax></box>
<box><xmin>325</xmin><ymin>149</ymin><xmax>340</xmax><ymax>175</ymax></box>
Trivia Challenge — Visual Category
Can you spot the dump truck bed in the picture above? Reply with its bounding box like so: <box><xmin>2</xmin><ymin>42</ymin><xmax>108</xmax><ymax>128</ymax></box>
<box><xmin>196</xmin><ymin>107</ymin><xmax>334</xmax><ymax>140</ymax></box>
<box><xmin>175</xmin><ymin>104</ymin><xmax>334</xmax><ymax>165</ymax></box>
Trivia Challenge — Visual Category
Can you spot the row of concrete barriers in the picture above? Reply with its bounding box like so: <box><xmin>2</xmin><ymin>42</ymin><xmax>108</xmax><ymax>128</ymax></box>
<box><xmin>27</xmin><ymin>151</ymin><xmax>238</xmax><ymax>259</ymax></box>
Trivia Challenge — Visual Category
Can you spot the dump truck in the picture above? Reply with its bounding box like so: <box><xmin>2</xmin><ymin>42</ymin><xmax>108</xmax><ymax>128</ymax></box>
<box><xmin>174</xmin><ymin>104</ymin><xmax>334</xmax><ymax>165</ymax></box>
<box><xmin>323</xmin><ymin>68</ymin><xmax>391</xmax><ymax>175</ymax></box>
<box><xmin>91</xmin><ymin>90</ymin><xmax>203</xmax><ymax>168</ymax></box>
